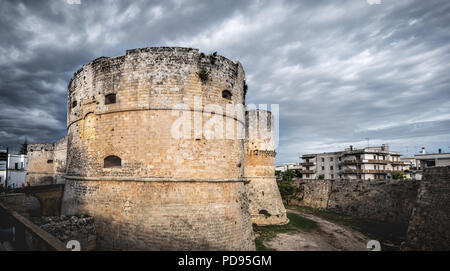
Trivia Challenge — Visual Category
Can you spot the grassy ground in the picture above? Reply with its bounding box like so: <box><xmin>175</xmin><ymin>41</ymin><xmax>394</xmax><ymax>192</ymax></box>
<box><xmin>288</xmin><ymin>205</ymin><xmax>409</xmax><ymax>251</ymax></box>
<box><xmin>253</xmin><ymin>212</ymin><xmax>319</xmax><ymax>251</ymax></box>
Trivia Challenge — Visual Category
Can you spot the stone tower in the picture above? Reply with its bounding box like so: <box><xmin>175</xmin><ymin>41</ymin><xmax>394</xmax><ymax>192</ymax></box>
<box><xmin>245</xmin><ymin>110</ymin><xmax>288</xmax><ymax>225</ymax></box>
<box><xmin>61</xmin><ymin>47</ymin><xmax>255</xmax><ymax>250</ymax></box>
<box><xmin>26</xmin><ymin>136</ymin><xmax>68</xmax><ymax>186</ymax></box>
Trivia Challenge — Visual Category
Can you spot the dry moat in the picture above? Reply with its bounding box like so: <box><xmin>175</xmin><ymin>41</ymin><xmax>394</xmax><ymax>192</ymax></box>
<box><xmin>254</xmin><ymin>207</ymin><xmax>408</xmax><ymax>251</ymax></box>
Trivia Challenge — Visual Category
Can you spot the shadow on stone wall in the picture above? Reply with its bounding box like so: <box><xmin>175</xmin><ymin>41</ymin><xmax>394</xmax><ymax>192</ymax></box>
<box><xmin>402</xmin><ymin>166</ymin><xmax>450</xmax><ymax>251</ymax></box>
<box><xmin>293</xmin><ymin>178</ymin><xmax>419</xmax><ymax>224</ymax></box>
<box><xmin>0</xmin><ymin>193</ymin><xmax>41</xmax><ymax>218</ymax></box>
<box><xmin>293</xmin><ymin>169</ymin><xmax>450</xmax><ymax>251</ymax></box>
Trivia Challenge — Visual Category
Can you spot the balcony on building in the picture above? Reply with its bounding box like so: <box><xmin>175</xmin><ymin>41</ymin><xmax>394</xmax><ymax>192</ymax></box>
<box><xmin>341</xmin><ymin>169</ymin><xmax>391</xmax><ymax>174</ymax></box>
<box><xmin>300</xmin><ymin>161</ymin><xmax>316</xmax><ymax>166</ymax></box>
<box><xmin>339</xmin><ymin>158</ymin><xmax>390</xmax><ymax>165</ymax></box>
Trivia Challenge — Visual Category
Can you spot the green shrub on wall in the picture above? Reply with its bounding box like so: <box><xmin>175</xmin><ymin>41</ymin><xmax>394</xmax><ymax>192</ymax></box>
<box><xmin>392</xmin><ymin>171</ymin><xmax>406</xmax><ymax>180</ymax></box>
<box><xmin>196</xmin><ymin>69</ymin><xmax>210</xmax><ymax>83</ymax></box>
<box><xmin>277</xmin><ymin>170</ymin><xmax>302</xmax><ymax>205</ymax></box>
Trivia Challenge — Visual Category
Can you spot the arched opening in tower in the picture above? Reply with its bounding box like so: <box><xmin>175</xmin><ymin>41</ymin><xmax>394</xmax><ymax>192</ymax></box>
<box><xmin>222</xmin><ymin>90</ymin><xmax>232</xmax><ymax>100</ymax></box>
<box><xmin>104</xmin><ymin>155</ymin><xmax>121</xmax><ymax>168</ymax></box>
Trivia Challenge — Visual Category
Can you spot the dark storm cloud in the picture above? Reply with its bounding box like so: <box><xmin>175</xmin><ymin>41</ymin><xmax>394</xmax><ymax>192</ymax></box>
<box><xmin>0</xmin><ymin>0</ymin><xmax>449</xmax><ymax>161</ymax></box>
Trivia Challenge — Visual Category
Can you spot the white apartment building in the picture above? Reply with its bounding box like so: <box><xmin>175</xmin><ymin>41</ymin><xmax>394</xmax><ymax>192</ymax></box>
<box><xmin>400</xmin><ymin>157</ymin><xmax>417</xmax><ymax>169</ymax></box>
<box><xmin>275</xmin><ymin>163</ymin><xmax>302</xmax><ymax>173</ymax></box>
<box><xmin>0</xmin><ymin>154</ymin><xmax>28</xmax><ymax>189</ymax></box>
<box><xmin>300</xmin><ymin>152</ymin><xmax>340</xmax><ymax>180</ymax></box>
<box><xmin>415</xmin><ymin>148</ymin><xmax>450</xmax><ymax>169</ymax></box>
<box><xmin>300</xmin><ymin>145</ymin><xmax>409</xmax><ymax>180</ymax></box>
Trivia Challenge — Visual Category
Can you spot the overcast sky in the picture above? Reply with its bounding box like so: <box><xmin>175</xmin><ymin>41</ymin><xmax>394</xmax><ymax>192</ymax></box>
<box><xmin>0</xmin><ymin>0</ymin><xmax>449</xmax><ymax>164</ymax></box>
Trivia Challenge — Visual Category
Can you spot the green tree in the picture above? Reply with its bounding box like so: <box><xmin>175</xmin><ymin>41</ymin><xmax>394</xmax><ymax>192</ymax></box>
<box><xmin>318</xmin><ymin>174</ymin><xmax>325</xmax><ymax>180</ymax></box>
<box><xmin>277</xmin><ymin>170</ymin><xmax>302</xmax><ymax>205</ymax></box>
<box><xmin>392</xmin><ymin>171</ymin><xmax>405</xmax><ymax>180</ymax></box>
<box><xmin>281</xmin><ymin>170</ymin><xmax>297</xmax><ymax>182</ymax></box>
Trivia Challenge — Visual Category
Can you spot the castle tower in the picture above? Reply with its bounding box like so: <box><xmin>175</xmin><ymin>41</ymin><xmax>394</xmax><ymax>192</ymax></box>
<box><xmin>245</xmin><ymin>110</ymin><xmax>288</xmax><ymax>225</ymax></box>
<box><xmin>26</xmin><ymin>136</ymin><xmax>67</xmax><ymax>186</ymax></box>
<box><xmin>61</xmin><ymin>47</ymin><xmax>255</xmax><ymax>250</ymax></box>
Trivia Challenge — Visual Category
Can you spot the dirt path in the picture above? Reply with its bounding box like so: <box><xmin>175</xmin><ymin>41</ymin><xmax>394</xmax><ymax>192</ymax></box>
<box><xmin>265</xmin><ymin>209</ymin><xmax>371</xmax><ymax>251</ymax></box>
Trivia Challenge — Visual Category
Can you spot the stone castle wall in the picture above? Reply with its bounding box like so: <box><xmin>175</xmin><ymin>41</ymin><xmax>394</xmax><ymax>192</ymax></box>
<box><xmin>403</xmin><ymin>166</ymin><xmax>450</xmax><ymax>250</ymax></box>
<box><xmin>244</xmin><ymin>110</ymin><xmax>288</xmax><ymax>225</ymax></box>
<box><xmin>62</xmin><ymin>179</ymin><xmax>252</xmax><ymax>250</ymax></box>
<box><xmin>26</xmin><ymin>136</ymin><xmax>68</xmax><ymax>186</ymax></box>
<box><xmin>61</xmin><ymin>47</ymin><xmax>255</xmax><ymax>250</ymax></box>
<box><xmin>293</xmin><ymin>178</ymin><xmax>419</xmax><ymax>223</ymax></box>
<box><xmin>292</xmin><ymin>179</ymin><xmax>331</xmax><ymax>209</ymax></box>
<box><xmin>0</xmin><ymin>193</ymin><xmax>41</xmax><ymax>218</ymax></box>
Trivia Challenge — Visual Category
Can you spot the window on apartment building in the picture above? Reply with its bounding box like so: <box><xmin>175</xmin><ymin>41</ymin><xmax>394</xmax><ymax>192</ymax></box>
<box><xmin>72</xmin><ymin>100</ymin><xmax>77</xmax><ymax>109</ymax></box>
<box><xmin>322</xmin><ymin>166</ymin><xmax>325</xmax><ymax>170</ymax></box>
<box><xmin>339</xmin><ymin>166</ymin><xmax>341</xmax><ymax>170</ymax></box>
<box><xmin>222</xmin><ymin>90</ymin><xmax>232</xmax><ymax>100</ymax></box>
<box><xmin>306</xmin><ymin>174</ymin><xmax>310</xmax><ymax>178</ymax></box>
<box><xmin>330</xmin><ymin>166</ymin><xmax>334</xmax><ymax>170</ymax></box>
<box><xmin>330</xmin><ymin>157</ymin><xmax>333</xmax><ymax>161</ymax></box>
<box><xmin>357</xmin><ymin>165</ymin><xmax>361</xmax><ymax>170</ymax></box>
<box><xmin>105</xmin><ymin>94</ymin><xmax>116</xmax><ymax>105</ymax></box>
<box><xmin>331</xmin><ymin>174</ymin><xmax>334</xmax><ymax>179</ymax></box>
<box><xmin>339</xmin><ymin>157</ymin><xmax>341</xmax><ymax>161</ymax></box>
<box><xmin>104</xmin><ymin>155</ymin><xmax>121</xmax><ymax>168</ymax></box>
<box><xmin>47</xmin><ymin>160</ymin><xmax>53</xmax><ymax>163</ymax></box>
<box><xmin>15</xmin><ymin>163</ymin><xmax>18</xmax><ymax>170</ymax></box>
<box><xmin>21</xmin><ymin>162</ymin><xmax>24</xmax><ymax>169</ymax></box>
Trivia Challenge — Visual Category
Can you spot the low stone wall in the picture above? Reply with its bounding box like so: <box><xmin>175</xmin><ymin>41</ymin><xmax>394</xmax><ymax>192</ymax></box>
<box><xmin>292</xmin><ymin>179</ymin><xmax>331</xmax><ymax>209</ymax></box>
<box><xmin>0</xmin><ymin>193</ymin><xmax>41</xmax><ymax>218</ymax></box>
<box><xmin>293</xmin><ymin>178</ymin><xmax>419</xmax><ymax>223</ymax></box>
<box><xmin>403</xmin><ymin>166</ymin><xmax>450</xmax><ymax>251</ymax></box>
<box><xmin>1</xmin><ymin>193</ymin><xmax>96</xmax><ymax>251</ymax></box>
<box><xmin>0</xmin><ymin>202</ymin><xmax>68</xmax><ymax>251</ymax></box>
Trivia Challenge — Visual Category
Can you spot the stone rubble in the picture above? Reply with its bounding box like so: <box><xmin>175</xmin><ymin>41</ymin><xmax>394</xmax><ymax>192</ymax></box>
<box><xmin>31</xmin><ymin>215</ymin><xmax>96</xmax><ymax>244</ymax></box>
